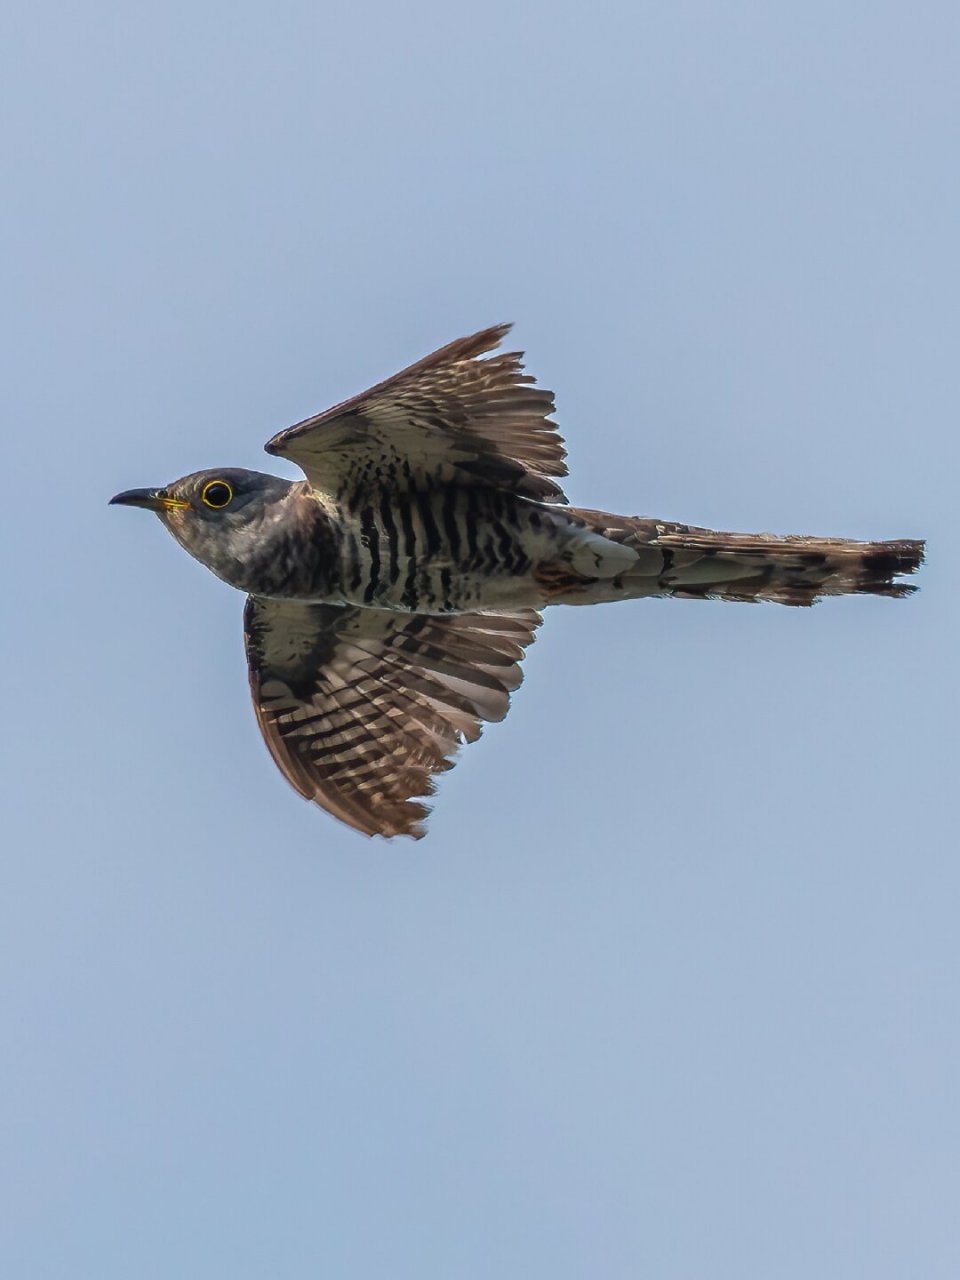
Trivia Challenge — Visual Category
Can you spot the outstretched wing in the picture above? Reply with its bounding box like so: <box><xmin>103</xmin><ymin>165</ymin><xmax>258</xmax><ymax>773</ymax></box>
<box><xmin>243</xmin><ymin>597</ymin><xmax>541</xmax><ymax>839</ymax></box>
<box><xmin>264</xmin><ymin>323</ymin><xmax>568</xmax><ymax>504</ymax></box>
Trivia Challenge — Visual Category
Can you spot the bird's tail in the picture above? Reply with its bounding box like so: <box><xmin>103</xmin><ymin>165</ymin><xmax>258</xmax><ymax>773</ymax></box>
<box><xmin>562</xmin><ymin>508</ymin><xmax>925</xmax><ymax>607</ymax></box>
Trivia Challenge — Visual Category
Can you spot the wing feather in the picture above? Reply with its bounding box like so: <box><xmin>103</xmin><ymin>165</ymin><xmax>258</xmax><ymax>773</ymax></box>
<box><xmin>243</xmin><ymin>597</ymin><xmax>541</xmax><ymax>839</ymax></box>
<box><xmin>264</xmin><ymin>324</ymin><xmax>568</xmax><ymax>504</ymax></box>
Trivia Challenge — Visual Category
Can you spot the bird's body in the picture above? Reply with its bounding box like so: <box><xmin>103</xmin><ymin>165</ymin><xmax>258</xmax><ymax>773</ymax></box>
<box><xmin>173</xmin><ymin>474</ymin><xmax>637</xmax><ymax>612</ymax></box>
<box><xmin>112</xmin><ymin>324</ymin><xmax>924</xmax><ymax>838</ymax></box>
<box><xmin>322</xmin><ymin>479</ymin><xmax>628</xmax><ymax>614</ymax></box>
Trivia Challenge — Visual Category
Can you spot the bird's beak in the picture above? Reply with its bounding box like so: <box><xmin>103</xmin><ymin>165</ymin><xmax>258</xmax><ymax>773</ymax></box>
<box><xmin>109</xmin><ymin>488</ymin><xmax>190</xmax><ymax>512</ymax></box>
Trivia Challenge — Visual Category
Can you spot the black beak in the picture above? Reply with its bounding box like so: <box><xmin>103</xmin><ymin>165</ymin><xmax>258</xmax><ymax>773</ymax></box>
<box><xmin>110</xmin><ymin>487</ymin><xmax>163</xmax><ymax>510</ymax></box>
<box><xmin>109</xmin><ymin>488</ymin><xmax>188</xmax><ymax>512</ymax></box>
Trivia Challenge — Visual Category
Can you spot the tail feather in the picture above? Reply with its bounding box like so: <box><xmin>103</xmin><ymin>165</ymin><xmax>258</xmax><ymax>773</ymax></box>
<box><xmin>567</xmin><ymin>509</ymin><xmax>925</xmax><ymax>607</ymax></box>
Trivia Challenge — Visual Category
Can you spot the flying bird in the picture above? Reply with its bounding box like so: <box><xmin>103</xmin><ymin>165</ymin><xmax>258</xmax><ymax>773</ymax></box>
<box><xmin>111</xmin><ymin>324</ymin><xmax>924</xmax><ymax>838</ymax></box>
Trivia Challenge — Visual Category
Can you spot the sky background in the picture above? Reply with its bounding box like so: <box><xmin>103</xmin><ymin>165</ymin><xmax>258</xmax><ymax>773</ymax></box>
<box><xmin>2</xmin><ymin>2</ymin><xmax>958</xmax><ymax>1276</ymax></box>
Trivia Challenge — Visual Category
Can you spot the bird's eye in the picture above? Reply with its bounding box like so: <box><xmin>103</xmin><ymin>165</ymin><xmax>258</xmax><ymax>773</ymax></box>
<box><xmin>201</xmin><ymin>480</ymin><xmax>233</xmax><ymax>510</ymax></box>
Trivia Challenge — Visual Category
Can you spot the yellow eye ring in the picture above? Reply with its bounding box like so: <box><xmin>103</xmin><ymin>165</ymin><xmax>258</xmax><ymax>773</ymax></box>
<box><xmin>201</xmin><ymin>479</ymin><xmax>234</xmax><ymax>510</ymax></box>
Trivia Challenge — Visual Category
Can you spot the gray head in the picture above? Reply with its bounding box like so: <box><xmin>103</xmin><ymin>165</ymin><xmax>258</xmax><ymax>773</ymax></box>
<box><xmin>110</xmin><ymin>467</ymin><xmax>301</xmax><ymax>593</ymax></box>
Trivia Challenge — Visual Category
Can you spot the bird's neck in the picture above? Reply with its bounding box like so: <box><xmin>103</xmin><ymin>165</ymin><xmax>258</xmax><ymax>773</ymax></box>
<box><xmin>199</xmin><ymin>485</ymin><xmax>342</xmax><ymax>599</ymax></box>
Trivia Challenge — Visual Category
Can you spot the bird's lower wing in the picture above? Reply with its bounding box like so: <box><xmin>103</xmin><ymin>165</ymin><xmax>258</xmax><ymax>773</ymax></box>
<box><xmin>243</xmin><ymin>597</ymin><xmax>541</xmax><ymax>839</ymax></box>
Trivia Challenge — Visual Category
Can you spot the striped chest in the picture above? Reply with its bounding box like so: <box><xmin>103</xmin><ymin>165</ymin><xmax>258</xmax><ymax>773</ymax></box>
<box><xmin>334</xmin><ymin>483</ymin><xmax>556</xmax><ymax>612</ymax></box>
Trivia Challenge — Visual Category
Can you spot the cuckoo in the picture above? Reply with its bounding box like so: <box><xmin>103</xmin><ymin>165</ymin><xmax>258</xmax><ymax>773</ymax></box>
<box><xmin>111</xmin><ymin>324</ymin><xmax>924</xmax><ymax>838</ymax></box>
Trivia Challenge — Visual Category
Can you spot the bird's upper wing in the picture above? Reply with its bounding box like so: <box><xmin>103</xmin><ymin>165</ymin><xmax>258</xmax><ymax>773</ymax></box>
<box><xmin>264</xmin><ymin>324</ymin><xmax>568</xmax><ymax>504</ymax></box>
<box><xmin>243</xmin><ymin>596</ymin><xmax>541</xmax><ymax>839</ymax></box>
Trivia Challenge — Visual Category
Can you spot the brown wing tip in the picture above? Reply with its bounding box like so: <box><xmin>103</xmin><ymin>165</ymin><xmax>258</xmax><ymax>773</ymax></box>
<box><xmin>303</xmin><ymin>786</ymin><xmax>433</xmax><ymax>840</ymax></box>
<box><xmin>361</xmin><ymin>803</ymin><xmax>433</xmax><ymax>841</ymax></box>
<box><xmin>453</xmin><ymin>322</ymin><xmax>513</xmax><ymax>358</ymax></box>
<box><xmin>396</xmin><ymin>322</ymin><xmax>516</xmax><ymax>371</ymax></box>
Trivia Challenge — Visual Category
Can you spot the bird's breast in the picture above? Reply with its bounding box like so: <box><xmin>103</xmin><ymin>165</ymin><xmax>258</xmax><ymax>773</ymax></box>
<box><xmin>333</xmin><ymin>484</ymin><xmax>564</xmax><ymax>613</ymax></box>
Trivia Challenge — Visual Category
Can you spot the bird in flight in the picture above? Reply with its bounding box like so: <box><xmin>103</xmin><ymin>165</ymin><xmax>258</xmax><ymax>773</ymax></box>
<box><xmin>111</xmin><ymin>324</ymin><xmax>923</xmax><ymax>838</ymax></box>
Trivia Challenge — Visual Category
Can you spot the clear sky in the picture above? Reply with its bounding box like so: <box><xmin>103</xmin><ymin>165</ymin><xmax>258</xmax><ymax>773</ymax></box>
<box><xmin>3</xmin><ymin>3</ymin><xmax>957</xmax><ymax>1276</ymax></box>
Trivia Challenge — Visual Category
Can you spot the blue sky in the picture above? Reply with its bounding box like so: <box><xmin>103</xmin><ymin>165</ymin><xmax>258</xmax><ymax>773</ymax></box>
<box><xmin>3</xmin><ymin>3</ymin><xmax>958</xmax><ymax>1276</ymax></box>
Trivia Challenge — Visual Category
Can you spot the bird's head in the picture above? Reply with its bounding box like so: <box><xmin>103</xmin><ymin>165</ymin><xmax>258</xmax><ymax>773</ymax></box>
<box><xmin>110</xmin><ymin>467</ymin><xmax>299</xmax><ymax>591</ymax></box>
